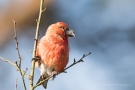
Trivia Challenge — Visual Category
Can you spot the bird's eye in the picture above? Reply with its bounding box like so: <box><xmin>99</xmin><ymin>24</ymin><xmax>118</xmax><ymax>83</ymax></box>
<box><xmin>60</xmin><ymin>26</ymin><xmax>69</xmax><ymax>31</ymax></box>
<box><xmin>60</xmin><ymin>26</ymin><xmax>65</xmax><ymax>29</ymax></box>
<box><xmin>60</xmin><ymin>26</ymin><xmax>66</xmax><ymax>30</ymax></box>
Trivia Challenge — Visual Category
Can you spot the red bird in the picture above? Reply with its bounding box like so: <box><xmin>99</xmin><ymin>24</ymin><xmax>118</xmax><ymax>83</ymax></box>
<box><xmin>35</xmin><ymin>22</ymin><xmax>75</xmax><ymax>89</ymax></box>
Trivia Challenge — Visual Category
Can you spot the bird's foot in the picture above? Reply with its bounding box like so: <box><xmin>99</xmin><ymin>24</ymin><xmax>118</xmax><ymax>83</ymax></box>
<box><xmin>31</xmin><ymin>56</ymin><xmax>40</xmax><ymax>62</ymax></box>
<box><xmin>52</xmin><ymin>71</ymin><xmax>58</xmax><ymax>75</ymax></box>
<box><xmin>51</xmin><ymin>71</ymin><xmax>58</xmax><ymax>80</ymax></box>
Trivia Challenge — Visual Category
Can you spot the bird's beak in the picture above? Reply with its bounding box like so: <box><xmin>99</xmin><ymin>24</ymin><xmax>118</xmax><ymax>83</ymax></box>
<box><xmin>66</xmin><ymin>30</ymin><xmax>75</xmax><ymax>37</ymax></box>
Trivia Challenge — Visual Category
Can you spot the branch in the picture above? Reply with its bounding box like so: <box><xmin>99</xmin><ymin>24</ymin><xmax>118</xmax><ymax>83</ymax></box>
<box><xmin>15</xmin><ymin>62</ymin><xmax>27</xmax><ymax>90</ymax></box>
<box><xmin>0</xmin><ymin>57</ymin><xmax>15</xmax><ymax>66</ymax></box>
<box><xmin>30</xmin><ymin>0</ymin><xmax>45</xmax><ymax>90</ymax></box>
<box><xmin>22</xmin><ymin>70</ymin><xmax>31</xmax><ymax>79</ymax></box>
<box><xmin>0</xmin><ymin>57</ymin><xmax>30</xmax><ymax>79</ymax></box>
<box><xmin>0</xmin><ymin>57</ymin><xmax>28</xmax><ymax>90</ymax></box>
<box><xmin>33</xmin><ymin>52</ymin><xmax>91</xmax><ymax>89</ymax></box>
<box><xmin>64</xmin><ymin>52</ymin><xmax>91</xmax><ymax>71</ymax></box>
<box><xmin>22</xmin><ymin>68</ymin><xmax>28</xmax><ymax>78</ymax></box>
<box><xmin>12</xmin><ymin>20</ymin><xmax>22</xmax><ymax>68</ymax></box>
<box><xmin>12</xmin><ymin>20</ymin><xmax>28</xmax><ymax>90</ymax></box>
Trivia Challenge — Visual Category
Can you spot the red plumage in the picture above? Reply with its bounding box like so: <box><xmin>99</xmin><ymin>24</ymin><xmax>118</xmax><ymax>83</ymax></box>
<box><xmin>35</xmin><ymin>22</ymin><xmax>75</xmax><ymax>89</ymax></box>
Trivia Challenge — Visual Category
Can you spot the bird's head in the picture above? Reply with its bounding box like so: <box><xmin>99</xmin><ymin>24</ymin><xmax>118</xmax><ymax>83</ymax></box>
<box><xmin>46</xmin><ymin>22</ymin><xmax>75</xmax><ymax>40</ymax></box>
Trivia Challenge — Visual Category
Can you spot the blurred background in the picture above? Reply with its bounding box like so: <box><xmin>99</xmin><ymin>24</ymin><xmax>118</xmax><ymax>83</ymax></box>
<box><xmin>0</xmin><ymin>0</ymin><xmax>135</xmax><ymax>90</ymax></box>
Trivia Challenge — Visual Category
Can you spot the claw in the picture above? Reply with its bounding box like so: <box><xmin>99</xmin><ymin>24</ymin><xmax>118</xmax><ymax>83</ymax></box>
<box><xmin>31</xmin><ymin>56</ymin><xmax>40</xmax><ymax>62</ymax></box>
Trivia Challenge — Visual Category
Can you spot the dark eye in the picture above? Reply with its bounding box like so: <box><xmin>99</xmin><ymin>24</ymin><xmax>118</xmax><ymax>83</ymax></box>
<box><xmin>60</xmin><ymin>26</ymin><xmax>65</xmax><ymax>29</ymax></box>
<box><xmin>60</xmin><ymin>26</ymin><xmax>69</xmax><ymax>31</ymax></box>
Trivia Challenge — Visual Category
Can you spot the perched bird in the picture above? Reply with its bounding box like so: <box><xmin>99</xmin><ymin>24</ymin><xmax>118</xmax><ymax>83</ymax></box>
<box><xmin>35</xmin><ymin>22</ymin><xmax>75</xmax><ymax>89</ymax></box>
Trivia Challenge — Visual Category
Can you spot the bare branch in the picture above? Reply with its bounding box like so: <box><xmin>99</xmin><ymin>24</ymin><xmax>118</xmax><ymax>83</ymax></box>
<box><xmin>14</xmin><ymin>61</ymin><xmax>27</xmax><ymax>90</ymax></box>
<box><xmin>64</xmin><ymin>52</ymin><xmax>91</xmax><ymax>71</ymax></box>
<box><xmin>22</xmin><ymin>70</ymin><xmax>31</xmax><ymax>79</ymax></box>
<box><xmin>0</xmin><ymin>57</ymin><xmax>15</xmax><ymax>66</ymax></box>
<box><xmin>0</xmin><ymin>56</ymin><xmax>27</xmax><ymax>90</ymax></box>
<box><xmin>30</xmin><ymin>0</ymin><xmax>45</xmax><ymax>90</ymax></box>
<box><xmin>12</xmin><ymin>20</ymin><xmax>22</xmax><ymax>68</ymax></box>
<box><xmin>34</xmin><ymin>52</ymin><xmax>91</xmax><ymax>89</ymax></box>
<box><xmin>22</xmin><ymin>68</ymin><xmax>28</xmax><ymax>78</ymax></box>
<box><xmin>11</xmin><ymin>20</ymin><xmax>27</xmax><ymax>90</ymax></box>
<box><xmin>0</xmin><ymin>57</ymin><xmax>30</xmax><ymax>79</ymax></box>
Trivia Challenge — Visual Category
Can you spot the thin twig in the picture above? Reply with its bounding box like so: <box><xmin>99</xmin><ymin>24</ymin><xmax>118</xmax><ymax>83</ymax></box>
<box><xmin>15</xmin><ymin>79</ymin><xmax>17</xmax><ymax>90</ymax></box>
<box><xmin>12</xmin><ymin>20</ymin><xmax>27</xmax><ymax>90</ymax></box>
<box><xmin>33</xmin><ymin>52</ymin><xmax>91</xmax><ymax>89</ymax></box>
<box><xmin>30</xmin><ymin>0</ymin><xmax>45</xmax><ymax>90</ymax></box>
<box><xmin>64</xmin><ymin>52</ymin><xmax>91</xmax><ymax>71</ymax></box>
<box><xmin>0</xmin><ymin>57</ymin><xmax>27</xmax><ymax>90</ymax></box>
<box><xmin>0</xmin><ymin>57</ymin><xmax>30</xmax><ymax>79</ymax></box>
<box><xmin>22</xmin><ymin>68</ymin><xmax>28</xmax><ymax>78</ymax></box>
<box><xmin>22</xmin><ymin>70</ymin><xmax>31</xmax><ymax>79</ymax></box>
<box><xmin>0</xmin><ymin>57</ymin><xmax>15</xmax><ymax>66</ymax></box>
<box><xmin>12</xmin><ymin>20</ymin><xmax>22</xmax><ymax>68</ymax></box>
<box><xmin>15</xmin><ymin>62</ymin><xmax>27</xmax><ymax>90</ymax></box>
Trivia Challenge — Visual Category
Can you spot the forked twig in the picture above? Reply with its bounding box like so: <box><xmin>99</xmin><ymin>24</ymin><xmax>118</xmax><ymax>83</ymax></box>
<box><xmin>0</xmin><ymin>57</ymin><xmax>30</xmax><ymax>79</ymax></box>
<box><xmin>0</xmin><ymin>57</ymin><xmax>27</xmax><ymax>90</ymax></box>
<box><xmin>22</xmin><ymin>68</ymin><xmax>28</xmax><ymax>78</ymax></box>
<box><xmin>64</xmin><ymin>52</ymin><xmax>91</xmax><ymax>71</ymax></box>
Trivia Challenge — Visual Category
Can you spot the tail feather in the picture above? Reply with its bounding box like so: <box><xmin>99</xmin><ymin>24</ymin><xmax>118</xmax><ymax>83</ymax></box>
<box><xmin>37</xmin><ymin>75</ymin><xmax>48</xmax><ymax>89</ymax></box>
<box><xmin>42</xmin><ymin>80</ymin><xmax>48</xmax><ymax>89</ymax></box>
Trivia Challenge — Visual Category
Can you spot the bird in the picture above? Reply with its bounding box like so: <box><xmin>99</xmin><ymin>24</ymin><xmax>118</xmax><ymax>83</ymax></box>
<box><xmin>35</xmin><ymin>22</ymin><xmax>75</xmax><ymax>89</ymax></box>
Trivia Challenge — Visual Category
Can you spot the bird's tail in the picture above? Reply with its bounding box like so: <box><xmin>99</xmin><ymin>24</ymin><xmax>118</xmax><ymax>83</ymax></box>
<box><xmin>37</xmin><ymin>74</ymin><xmax>48</xmax><ymax>89</ymax></box>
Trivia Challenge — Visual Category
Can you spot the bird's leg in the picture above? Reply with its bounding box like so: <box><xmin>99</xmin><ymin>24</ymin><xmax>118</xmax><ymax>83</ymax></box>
<box><xmin>51</xmin><ymin>68</ymin><xmax>58</xmax><ymax>80</ymax></box>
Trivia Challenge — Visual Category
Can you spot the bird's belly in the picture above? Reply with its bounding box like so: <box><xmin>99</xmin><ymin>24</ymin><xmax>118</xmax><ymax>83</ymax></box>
<box><xmin>53</xmin><ymin>54</ymin><xmax>69</xmax><ymax>72</ymax></box>
<box><xmin>42</xmin><ymin>44</ymin><xmax>69</xmax><ymax>75</ymax></box>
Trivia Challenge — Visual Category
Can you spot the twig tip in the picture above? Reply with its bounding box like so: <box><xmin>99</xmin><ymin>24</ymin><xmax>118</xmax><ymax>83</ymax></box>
<box><xmin>74</xmin><ymin>58</ymin><xmax>76</xmax><ymax>63</ymax></box>
<box><xmin>83</xmin><ymin>54</ymin><xmax>86</xmax><ymax>57</ymax></box>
